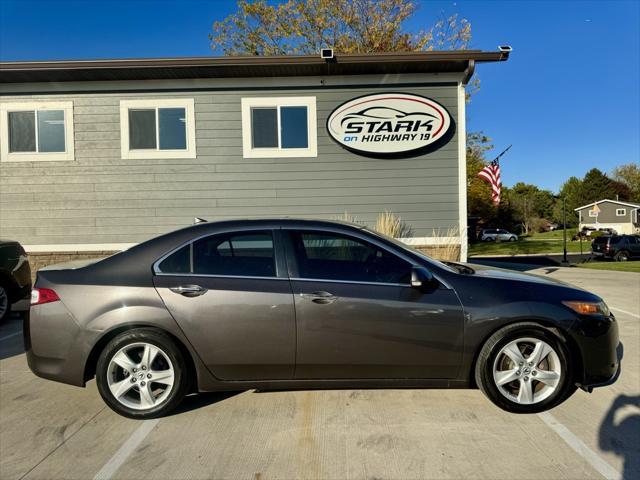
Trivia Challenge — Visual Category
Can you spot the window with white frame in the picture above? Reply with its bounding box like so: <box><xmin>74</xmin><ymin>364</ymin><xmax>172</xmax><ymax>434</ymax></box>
<box><xmin>616</xmin><ymin>208</ymin><xmax>626</xmax><ymax>216</ymax></box>
<box><xmin>119</xmin><ymin>99</ymin><xmax>196</xmax><ymax>159</ymax></box>
<box><xmin>1</xmin><ymin>101</ymin><xmax>74</xmax><ymax>162</ymax></box>
<box><xmin>241</xmin><ymin>97</ymin><xmax>317</xmax><ymax>158</ymax></box>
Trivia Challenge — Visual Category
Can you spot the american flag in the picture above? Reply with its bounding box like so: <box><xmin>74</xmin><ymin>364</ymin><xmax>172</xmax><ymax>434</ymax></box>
<box><xmin>478</xmin><ymin>159</ymin><xmax>502</xmax><ymax>205</ymax></box>
<box><xmin>477</xmin><ymin>145</ymin><xmax>511</xmax><ymax>206</ymax></box>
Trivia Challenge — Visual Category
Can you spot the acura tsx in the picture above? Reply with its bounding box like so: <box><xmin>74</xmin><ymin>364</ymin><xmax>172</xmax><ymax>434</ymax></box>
<box><xmin>27</xmin><ymin>219</ymin><xmax>619</xmax><ymax>418</ymax></box>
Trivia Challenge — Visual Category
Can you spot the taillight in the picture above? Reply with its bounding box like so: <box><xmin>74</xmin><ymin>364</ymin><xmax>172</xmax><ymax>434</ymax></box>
<box><xmin>31</xmin><ymin>288</ymin><xmax>60</xmax><ymax>306</ymax></box>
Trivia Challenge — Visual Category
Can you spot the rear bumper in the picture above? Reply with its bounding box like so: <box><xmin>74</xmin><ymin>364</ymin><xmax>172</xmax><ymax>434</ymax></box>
<box><xmin>568</xmin><ymin>314</ymin><xmax>620</xmax><ymax>387</ymax></box>
<box><xmin>25</xmin><ymin>302</ymin><xmax>93</xmax><ymax>387</ymax></box>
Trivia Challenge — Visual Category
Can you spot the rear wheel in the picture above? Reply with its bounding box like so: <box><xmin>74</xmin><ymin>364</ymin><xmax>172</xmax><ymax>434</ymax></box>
<box><xmin>509</xmin><ymin>236</ymin><xmax>517</xmax><ymax>242</ymax></box>
<box><xmin>96</xmin><ymin>328</ymin><xmax>188</xmax><ymax>419</ymax></box>
<box><xmin>0</xmin><ymin>285</ymin><xmax>10</xmax><ymax>322</ymax></box>
<box><xmin>614</xmin><ymin>250</ymin><xmax>630</xmax><ymax>262</ymax></box>
<box><xmin>475</xmin><ymin>323</ymin><xmax>576</xmax><ymax>413</ymax></box>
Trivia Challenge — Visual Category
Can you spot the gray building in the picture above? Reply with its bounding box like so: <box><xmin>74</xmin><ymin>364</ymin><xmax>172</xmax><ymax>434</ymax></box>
<box><xmin>575</xmin><ymin>199</ymin><xmax>640</xmax><ymax>234</ymax></box>
<box><xmin>0</xmin><ymin>50</ymin><xmax>509</xmax><ymax>266</ymax></box>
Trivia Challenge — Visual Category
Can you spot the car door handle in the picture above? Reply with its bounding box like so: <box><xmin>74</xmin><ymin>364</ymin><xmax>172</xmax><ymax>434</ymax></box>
<box><xmin>169</xmin><ymin>285</ymin><xmax>207</xmax><ymax>297</ymax></box>
<box><xmin>300</xmin><ymin>291</ymin><xmax>337</xmax><ymax>304</ymax></box>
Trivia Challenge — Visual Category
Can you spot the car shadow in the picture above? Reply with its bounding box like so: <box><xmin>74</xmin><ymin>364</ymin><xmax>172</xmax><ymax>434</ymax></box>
<box><xmin>169</xmin><ymin>390</ymin><xmax>244</xmax><ymax>416</ymax></box>
<box><xmin>598</xmin><ymin>394</ymin><xmax>640</xmax><ymax>479</ymax></box>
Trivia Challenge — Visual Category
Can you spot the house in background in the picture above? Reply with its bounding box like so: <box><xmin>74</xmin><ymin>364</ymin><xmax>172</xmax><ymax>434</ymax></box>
<box><xmin>575</xmin><ymin>199</ymin><xmax>640</xmax><ymax>234</ymax></box>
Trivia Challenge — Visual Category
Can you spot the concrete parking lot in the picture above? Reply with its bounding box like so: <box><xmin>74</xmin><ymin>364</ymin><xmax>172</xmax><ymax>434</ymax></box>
<box><xmin>1</xmin><ymin>268</ymin><xmax>638</xmax><ymax>480</ymax></box>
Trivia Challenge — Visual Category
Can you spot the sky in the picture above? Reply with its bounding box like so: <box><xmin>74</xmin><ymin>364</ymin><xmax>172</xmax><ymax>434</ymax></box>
<box><xmin>1</xmin><ymin>0</ymin><xmax>638</xmax><ymax>192</ymax></box>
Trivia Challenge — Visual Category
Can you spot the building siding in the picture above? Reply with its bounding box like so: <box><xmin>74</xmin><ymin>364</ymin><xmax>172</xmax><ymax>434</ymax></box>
<box><xmin>577</xmin><ymin>201</ymin><xmax>639</xmax><ymax>225</ymax></box>
<box><xmin>1</xmin><ymin>76</ymin><xmax>462</xmax><ymax>246</ymax></box>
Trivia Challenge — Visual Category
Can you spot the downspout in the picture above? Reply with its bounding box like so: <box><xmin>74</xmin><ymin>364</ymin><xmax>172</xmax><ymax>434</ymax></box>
<box><xmin>462</xmin><ymin>60</ymin><xmax>475</xmax><ymax>86</ymax></box>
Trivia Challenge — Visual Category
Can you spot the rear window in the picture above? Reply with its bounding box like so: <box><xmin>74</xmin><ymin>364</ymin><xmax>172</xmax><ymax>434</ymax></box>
<box><xmin>155</xmin><ymin>230</ymin><xmax>276</xmax><ymax>277</ymax></box>
<box><xmin>157</xmin><ymin>244</ymin><xmax>190</xmax><ymax>274</ymax></box>
<box><xmin>593</xmin><ymin>236</ymin><xmax>620</xmax><ymax>245</ymax></box>
<box><xmin>193</xmin><ymin>231</ymin><xmax>275</xmax><ymax>277</ymax></box>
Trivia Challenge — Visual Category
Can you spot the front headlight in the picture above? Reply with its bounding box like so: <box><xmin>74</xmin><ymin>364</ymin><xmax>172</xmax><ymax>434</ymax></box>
<box><xmin>562</xmin><ymin>300</ymin><xmax>610</xmax><ymax>316</ymax></box>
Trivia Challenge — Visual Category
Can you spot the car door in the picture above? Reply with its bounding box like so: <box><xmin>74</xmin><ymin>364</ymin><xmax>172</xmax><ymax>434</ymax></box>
<box><xmin>284</xmin><ymin>228</ymin><xmax>465</xmax><ymax>380</ymax></box>
<box><xmin>626</xmin><ymin>236</ymin><xmax>640</xmax><ymax>257</ymax></box>
<box><xmin>153</xmin><ymin>228</ymin><xmax>296</xmax><ymax>381</ymax></box>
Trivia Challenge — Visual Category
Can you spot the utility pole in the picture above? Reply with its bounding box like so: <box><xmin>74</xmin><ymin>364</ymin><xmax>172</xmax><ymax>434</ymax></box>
<box><xmin>562</xmin><ymin>196</ymin><xmax>568</xmax><ymax>264</ymax></box>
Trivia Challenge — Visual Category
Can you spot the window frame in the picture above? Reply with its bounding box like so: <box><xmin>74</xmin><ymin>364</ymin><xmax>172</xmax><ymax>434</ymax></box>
<box><xmin>616</xmin><ymin>208</ymin><xmax>626</xmax><ymax>217</ymax></box>
<box><xmin>0</xmin><ymin>101</ymin><xmax>75</xmax><ymax>162</ymax></box>
<box><xmin>119</xmin><ymin>98</ymin><xmax>196</xmax><ymax>160</ymax></box>
<box><xmin>153</xmin><ymin>227</ymin><xmax>286</xmax><ymax>279</ymax></box>
<box><xmin>284</xmin><ymin>227</ymin><xmax>414</xmax><ymax>287</ymax></box>
<box><xmin>241</xmin><ymin>96</ymin><xmax>317</xmax><ymax>158</ymax></box>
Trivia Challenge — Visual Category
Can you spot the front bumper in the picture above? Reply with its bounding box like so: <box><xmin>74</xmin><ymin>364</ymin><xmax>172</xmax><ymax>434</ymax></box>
<box><xmin>568</xmin><ymin>313</ymin><xmax>620</xmax><ymax>387</ymax></box>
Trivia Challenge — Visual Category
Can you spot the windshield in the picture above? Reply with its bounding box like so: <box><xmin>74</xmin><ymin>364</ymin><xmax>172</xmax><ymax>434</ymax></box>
<box><xmin>363</xmin><ymin>227</ymin><xmax>457</xmax><ymax>273</ymax></box>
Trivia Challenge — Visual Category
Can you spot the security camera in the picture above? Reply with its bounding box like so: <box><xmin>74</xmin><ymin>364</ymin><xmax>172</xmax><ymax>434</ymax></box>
<box><xmin>320</xmin><ymin>48</ymin><xmax>334</xmax><ymax>60</ymax></box>
<box><xmin>498</xmin><ymin>45</ymin><xmax>513</xmax><ymax>52</ymax></box>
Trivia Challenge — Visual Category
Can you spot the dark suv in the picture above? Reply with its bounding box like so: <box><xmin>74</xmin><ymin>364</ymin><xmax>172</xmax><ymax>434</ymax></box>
<box><xmin>0</xmin><ymin>240</ymin><xmax>32</xmax><ymax>321</ymax></box>
<box><xmin>591</xmin><ymin>235</ymin><xmax>640</xmax><ymax>261</ymax></box>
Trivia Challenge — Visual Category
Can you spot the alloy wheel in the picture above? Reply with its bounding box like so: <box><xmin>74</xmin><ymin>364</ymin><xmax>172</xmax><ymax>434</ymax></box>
<box><xmin>106</xmin><ymin>342</ymin><xmax>175</xmax><ymax>410</ymax></box>
<box><xmin>492</xmin><ymin>337</ymin><xmax>561</xmax><ymax>405</ymax></box>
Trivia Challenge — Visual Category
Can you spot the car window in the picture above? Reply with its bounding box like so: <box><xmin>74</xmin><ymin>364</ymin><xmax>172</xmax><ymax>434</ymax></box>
<box><xmin>289</xmin><ymin>230</ymin><xmax>411</xmax><ymax>284</ymax></box>
<box><xmin>156</xmin><ymin>244</ymin><xmax>191</xmax><ymax>274</ymax></box>
<box><xmin>626</xmin><ymin>236</ymin><xmax>638</xmax><ymax>244</ymax></box>
<box><xmin>193</xmin><ymin>231</ymin><xmax>276</xmax><ymax>277</ymax></box>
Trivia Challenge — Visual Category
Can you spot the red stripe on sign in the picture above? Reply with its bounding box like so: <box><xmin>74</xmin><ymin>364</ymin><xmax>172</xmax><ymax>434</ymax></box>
<box><xmin>332</xmin><ymin>96</ymin><xmax>448</xmax><ymax>137</ymax></box>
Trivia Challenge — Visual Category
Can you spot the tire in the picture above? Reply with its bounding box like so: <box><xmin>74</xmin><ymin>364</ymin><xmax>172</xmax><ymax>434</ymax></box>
<box><xmin>485</xmin><ymin>237</ymin><xmax>495</xmax><ymax>242</ymax></box>
<box><xmin>0</xmin><ymin>285</ymin><xmax>11</xmax><ymax>322</ymax></box>
<box><xmin>509</xmin><ymin>236</ymin><xmax>517</xmax><ymax>242</ymax></box>
<box><xmin>474</xmin><ymin>322</ymin><xmax>577</xmax><ymax>414</ymax></box>
<box><xmin>614</xmin><ymin>250</ymin><xmax>629</xmax><ymax>262</ymax></box>
<box><xmin>96</xmin><ymin>328</ymin><xmax>189</xmax><ymax>419</ymax></box>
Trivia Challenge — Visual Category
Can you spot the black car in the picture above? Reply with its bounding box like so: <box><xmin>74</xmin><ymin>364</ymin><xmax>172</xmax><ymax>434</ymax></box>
<box><xmin>592</xmin><ymin>235</ymin><xmax>640</xmax><ymax>261</ymax></box>
<box><xmin>0</xmin><ymin>240</ymin><xmax>31</xmax><ymax>321</ymax></box>
<box><xmin>27</xmin><ymin>219</ymin><xmax>619</xmax><ymax>418</ymax></box>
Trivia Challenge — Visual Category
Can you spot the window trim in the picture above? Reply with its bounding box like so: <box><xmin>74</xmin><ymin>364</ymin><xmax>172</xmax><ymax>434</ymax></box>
<box><xmin>285</xmin><ymin>228</ymin><xmax>415</xmax><ymax>286</ymax></box>
<box><xmin>241</xmin><ymin>96</ymin><xmax>317</xmax><ymax>158</ymax></box>
<box><xmin>153</xmin><ymin>228</ymin><xmax>280</xmax><ymax>278</ymax></box>
<box><xmin>119</xmin><ymin>98</ymin><xmax>196</xmax><ymax>159</ymax></box>
<box><xmin>616</xmin><ymin>208</ymin><xmax>626</xmax><ymax>217</ymax></box>
<box><xmin>0</xmin><ymin>101</ymin><xmax>75</xmax><ymax>162</ymax></box>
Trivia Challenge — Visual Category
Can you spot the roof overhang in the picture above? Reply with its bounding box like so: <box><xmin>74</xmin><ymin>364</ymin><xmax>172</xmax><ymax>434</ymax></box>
<box><xmin>0</xmin><ymin>50</ymin><xmax>509</xmax><ymax>84</ymax></box>
<box><xmin>574</xmin><ymin>199</ymin><xmax>640</xmax><ymax>211</ymax></box>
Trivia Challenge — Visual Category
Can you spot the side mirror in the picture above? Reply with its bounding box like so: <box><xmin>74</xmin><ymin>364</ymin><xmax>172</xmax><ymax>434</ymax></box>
<box><xmin>411</xmin><ymin>266</ymin><xmax>435</xmax><ymax>288</ymax></box>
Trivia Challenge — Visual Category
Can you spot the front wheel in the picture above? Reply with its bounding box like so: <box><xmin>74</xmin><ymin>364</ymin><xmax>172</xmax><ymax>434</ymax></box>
<box><xmin>509</xmin><ymin>236</ymin><xmax>517</xmax><ymax>242</ymax></box>
<box><xmin>475</xmin><ymin>323</ymin><xmax>576</xmax><ymax>413</ymax></box>
<box><xmin>96</xmin><ymin>328</ymin><xmax>189</xmax><ymax>419</ymax></box>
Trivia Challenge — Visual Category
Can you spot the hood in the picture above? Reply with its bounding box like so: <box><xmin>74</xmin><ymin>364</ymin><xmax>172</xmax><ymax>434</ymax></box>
<box><xmin>468</xmin><ymin>264</ymin><xmax>580</xmax><ymax>289</ymax></box>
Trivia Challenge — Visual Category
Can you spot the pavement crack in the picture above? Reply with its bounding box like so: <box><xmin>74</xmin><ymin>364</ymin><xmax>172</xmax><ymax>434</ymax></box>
<box><xmin>17</xmin><ymin>406</ymin><xmax>107</xmax><ymax>480</ymax></box>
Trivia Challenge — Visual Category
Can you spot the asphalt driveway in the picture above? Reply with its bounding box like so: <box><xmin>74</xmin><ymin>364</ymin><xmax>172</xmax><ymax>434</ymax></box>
<box><xmin>1</xmin><ymin>268</ymin><xmax>638</xmax><ymax>480</ymax></box>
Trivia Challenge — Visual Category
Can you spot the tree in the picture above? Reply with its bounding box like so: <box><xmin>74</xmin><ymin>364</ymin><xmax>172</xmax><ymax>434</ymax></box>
<box><xmin>612</xmin><ymin>163</ymin><xmax>640</xmax><ymax>202</ymax></box>
<box><xmin>579</xmin><ymin>168</ymin><xmax>631</xmax><ymax>205</ymax></box>
<box><xmin>553</xmin><ymin>176</ymin><xmax>583</xmax><ymax>227</ymax></box>
<box><xmin>466</xmin><ymin>132</ymin><xmax>495</xmax><ymax>221</ymax></box>
<box><xmin>507</xmin><ymin>183</ymin><xmax>555</xmax><ymax>234</ymax></box>
<box><xmin>210</xmin><ymin>0</ymin><xmax>472</xmax><ymax>55</ymax></box>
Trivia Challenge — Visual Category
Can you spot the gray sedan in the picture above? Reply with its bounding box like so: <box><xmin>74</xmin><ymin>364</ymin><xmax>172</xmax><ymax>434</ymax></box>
<box><xmin>27</xmin><ymin>219</ymin><xmax>619</xmax><ymax>418</ymax></box>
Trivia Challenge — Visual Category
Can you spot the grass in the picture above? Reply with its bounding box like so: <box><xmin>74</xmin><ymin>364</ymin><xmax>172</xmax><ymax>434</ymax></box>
<box><xmin>469</xmin><ymin>229</ymin><xmax>590</xmax><ymax>256</ymax></box>
<box><xmin>575</xmin><ymin>261</ymin><xmax>640</xmax><ymax>273</ymax></box>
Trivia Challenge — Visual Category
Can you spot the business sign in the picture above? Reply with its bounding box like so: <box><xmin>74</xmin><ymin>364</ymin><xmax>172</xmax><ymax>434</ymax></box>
<box><xmin>326</xmin><ymin>93</ymin><xmax>454</xmax><ymax>158</ymax></box>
